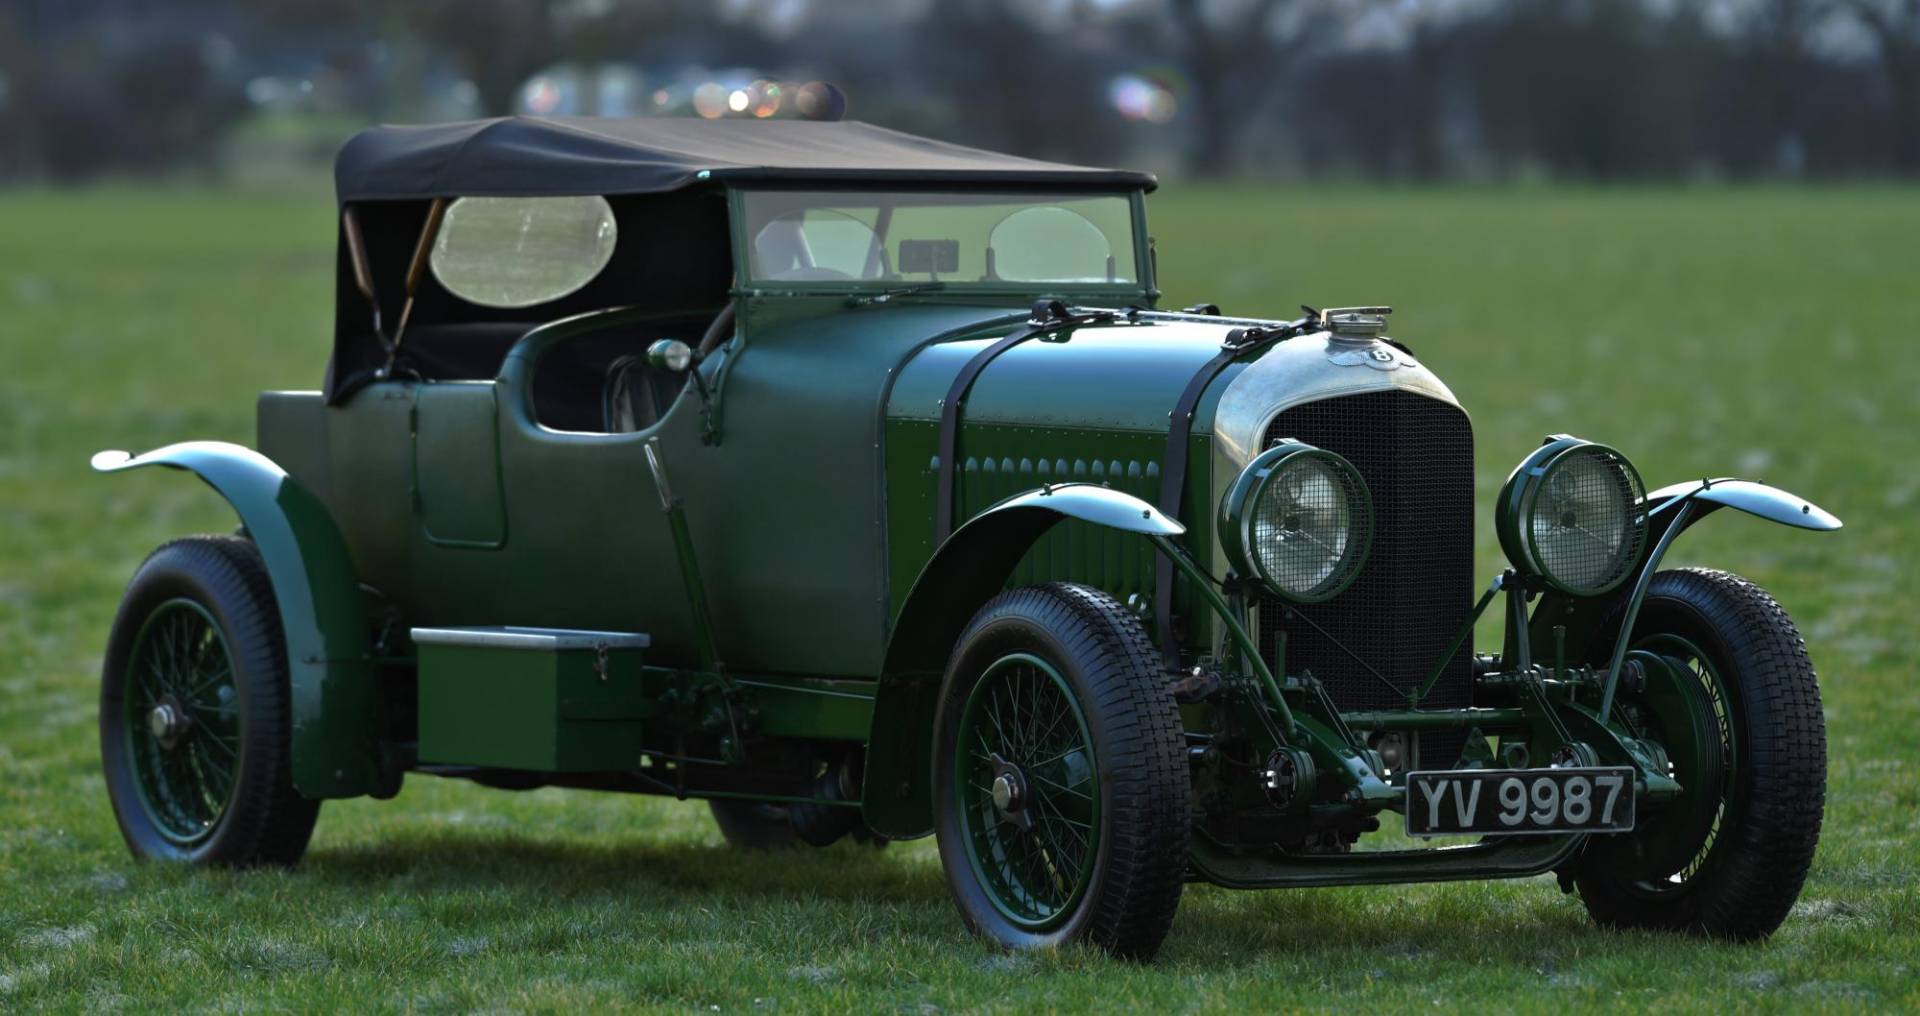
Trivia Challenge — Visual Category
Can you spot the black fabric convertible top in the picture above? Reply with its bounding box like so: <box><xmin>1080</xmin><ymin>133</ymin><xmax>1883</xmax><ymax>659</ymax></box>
<box><xmin>335</xmin><ymin>117</ymin><xmax>1156</xmax><ymax>202</ymax></box>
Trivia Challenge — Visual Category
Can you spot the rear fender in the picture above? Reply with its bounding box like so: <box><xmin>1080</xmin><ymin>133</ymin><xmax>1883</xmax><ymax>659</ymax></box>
<box><xmin>92</xmin><ymin>442</ymin><xmax>386</xmax><ymax>799</ymax></box>
<box><xmin>862</xmin><ymin>484</ymin><xmax>1182</xmax><ymax>839</ymax></box>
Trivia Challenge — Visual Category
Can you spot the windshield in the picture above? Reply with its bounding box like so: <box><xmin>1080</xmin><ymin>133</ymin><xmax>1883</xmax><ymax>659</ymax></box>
<box><xmin>740</xmin><ymin>190</ymin><xmax>1141</xmax><ymax>288</ymax></box>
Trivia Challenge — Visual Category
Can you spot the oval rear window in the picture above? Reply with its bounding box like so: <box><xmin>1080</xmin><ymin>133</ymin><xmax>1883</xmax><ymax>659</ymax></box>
<box><xmin>429</xmin><ymin>196</ymin><xmax>617</xmax><ymax>308</ymax></box>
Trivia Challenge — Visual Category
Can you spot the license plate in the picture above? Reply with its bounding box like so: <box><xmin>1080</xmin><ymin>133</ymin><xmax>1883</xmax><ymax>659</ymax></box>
<box><xmin>1404</xmin><ymin>767</ymin><xmax>1636</xmax><ymax>838</ymax></box>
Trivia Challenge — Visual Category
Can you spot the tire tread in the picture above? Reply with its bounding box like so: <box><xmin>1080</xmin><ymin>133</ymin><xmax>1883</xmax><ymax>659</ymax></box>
<box><xmin>1577</xmin><ymin>567</ymin><xmax>1825</xmax><ymax>940</ymax></box>
<box><xmin>103</xmin><ymin>535</ymin><xmax>319</xmax><ymax>866</ymax></box>
<box><xmin>936</xmin><ymin>582</ymin><xmax>1189</xmax><ymax>960</ymax></box>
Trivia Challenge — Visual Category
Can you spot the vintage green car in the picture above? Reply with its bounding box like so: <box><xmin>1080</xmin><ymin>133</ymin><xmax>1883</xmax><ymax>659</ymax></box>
<box><xmin>94</xmin><ymin>117</ymin><xmax>1838</xmax><ymax>959</ymax></box>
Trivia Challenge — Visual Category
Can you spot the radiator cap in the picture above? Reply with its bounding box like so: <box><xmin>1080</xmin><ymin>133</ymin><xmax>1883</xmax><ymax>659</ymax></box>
<box><xmin>1322</xmin><ymin>306</ymin><xmax>1391</xmax><ymax>338</ymax></box>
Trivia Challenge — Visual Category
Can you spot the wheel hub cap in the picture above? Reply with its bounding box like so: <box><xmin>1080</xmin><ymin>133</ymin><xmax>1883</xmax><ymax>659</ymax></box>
<box><xmin>991</xmin><ymin>769</ymin><xmax>1024</xmax><ymax>813</ymax></box>
<box><xmin>148</xmin><ymin>700</ymin><xmax>188</xmax><ymax>749</ymax></box>
<box><xmin>988</xmin><ymin>754</ymin><xmax>1032</xmax><ymax>829</ymax></box>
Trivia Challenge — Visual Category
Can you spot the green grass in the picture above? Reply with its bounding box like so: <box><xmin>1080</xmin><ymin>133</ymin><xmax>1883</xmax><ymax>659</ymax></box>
<box><xmin>2</xmin><ymin>183</ymin><xmax>1917</xmax><ymax>1012</ymax></box>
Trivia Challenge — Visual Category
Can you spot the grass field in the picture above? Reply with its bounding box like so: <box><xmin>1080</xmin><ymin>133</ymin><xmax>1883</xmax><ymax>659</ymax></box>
<box><xmin>1</xmin><ymin>183</ymin><xmax>1916</xmax><ymax>1012</ymax></box>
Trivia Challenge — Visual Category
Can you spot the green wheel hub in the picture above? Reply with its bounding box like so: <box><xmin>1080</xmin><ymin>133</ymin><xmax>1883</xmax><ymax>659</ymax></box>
<box><xmin>1622</xmin><ymin>632</ymin><xmax>1738</xmax><ymax>892</ymax></box>
<box><xmin>953</xmin><ymin>653</ymin><xmax>1100</xmax><ymax>930</ymax></box>
<box><xmin>123</xmin><ymin>598</ymin><xmax>242</xmax><ymax>846</ymax></box>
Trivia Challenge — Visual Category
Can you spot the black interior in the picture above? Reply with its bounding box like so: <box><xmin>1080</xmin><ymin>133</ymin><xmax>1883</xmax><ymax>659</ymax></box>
<box><xmin>526</xmin><ymin>315</ymin><xmax>709</xmax><ymax>432</ymax></box>
<box><xmin>328</xmin><ymin>188</ymin><xmax>735</xmax><ymax>419</ymax></box>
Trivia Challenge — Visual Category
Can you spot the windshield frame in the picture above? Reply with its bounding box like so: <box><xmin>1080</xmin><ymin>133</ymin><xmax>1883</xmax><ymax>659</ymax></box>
<box><xmin>726</xmin><ymin>185</ymin><xmax>1155</xmax><ymax>300</ymax></box>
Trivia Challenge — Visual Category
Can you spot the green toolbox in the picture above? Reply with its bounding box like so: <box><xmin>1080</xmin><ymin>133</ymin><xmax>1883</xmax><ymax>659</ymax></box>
<box><xmin>412</xmin><ymin>626</ymin><xmax>653</xmax><ymax>771</ymax></box>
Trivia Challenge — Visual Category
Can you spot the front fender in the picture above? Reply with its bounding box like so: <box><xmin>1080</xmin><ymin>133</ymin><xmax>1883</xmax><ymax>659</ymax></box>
<box><xmin>1647</xmin><ymin>477</ymin><xmax>1842</xmax><ymax>540</ymax></box>
<box><xmin>1533</xmin><ymin>475</ymin><xmax>1840</xmax><ymax>665</ymax></box>
<box><xmin>862</xmin><ymin>484</ymin><xmax>1182</xmax><ymax>839</ymax></box>
<box><xmin>92</xmin><ymin>441</ymin><xmax>385</xmax><ymax>799</ymax></box>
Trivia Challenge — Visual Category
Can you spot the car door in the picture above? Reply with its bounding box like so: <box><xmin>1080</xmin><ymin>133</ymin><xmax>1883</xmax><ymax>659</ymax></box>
<box><xmin>412</xmin><ymin>382</ymin><xmax>508</xmax><ymax>549</ymax></box>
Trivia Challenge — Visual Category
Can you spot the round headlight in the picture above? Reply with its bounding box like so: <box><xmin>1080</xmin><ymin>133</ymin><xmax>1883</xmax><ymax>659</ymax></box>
<box><xmin>1496</xmin><ymin>437</ymin><xmax>1648</xmax><ymax>596</ymax></box>
<box><xmin>1220</xmin><ymin>441</ymin><xmax>1373</xmax><ymax>603</ymax></box>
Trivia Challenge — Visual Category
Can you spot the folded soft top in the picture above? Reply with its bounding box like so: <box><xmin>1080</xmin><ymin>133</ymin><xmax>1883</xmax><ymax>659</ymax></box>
<box><xmin>334</xmin><ymin>117</ymin><xmax>1155</xmax><ymax>202</ymax></box>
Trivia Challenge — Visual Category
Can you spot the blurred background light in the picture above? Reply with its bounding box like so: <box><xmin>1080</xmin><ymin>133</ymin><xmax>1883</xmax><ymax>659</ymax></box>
<box><xmin>692</xmin><ymin>82</ymin><xmax>730</xmax><ymax>120</ymax></box>
<box><xmin>751</xmin><ymin>80</ymin><xmax>782</xmax><ymax>118</ymax></box>
<box><xmin>1109</xmin><ymin>73</ymin><xmax>1177</xmax><ymax>124</ymax></box>
<box><xmin>0</xmin><ymin>1</ymin><xmax>1910</xmax><ymax>183</ymax></box>
<box><xmin>519</xmin><ymin>72</ymin><xmax>569</xmax><ymax>116</ymax></box>
<box><xmin>793</xmin><ymin>81</ymin><xmax>846</xmax><ymax>122</ymax></box>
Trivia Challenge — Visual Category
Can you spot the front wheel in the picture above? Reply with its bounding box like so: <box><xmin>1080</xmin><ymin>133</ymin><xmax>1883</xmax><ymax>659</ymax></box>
<box><xmin>100</xmin><ymin>537</ymin><xmax>320</xmax><ymax>865</ymax></box>
<box><xmin>1574</xmin><ymin>568</ymin><xmax>1826</xmax><ymax>940</ymax></box>
<box><xmin>933</xmin><ymin>583</ymin><xmax>1189</xmax><ymax>960</ymax></box>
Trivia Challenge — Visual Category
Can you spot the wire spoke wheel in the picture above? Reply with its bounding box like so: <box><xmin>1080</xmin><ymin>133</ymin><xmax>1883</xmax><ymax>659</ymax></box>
<box><xmin>101</xmin><ymin>536</ymin><xmax>319</xmax><ymax>866</ymax></box>
<box><xmin>955</xmin><ymin>653</ymin><xmax>1100</xmax><ymax>930</ymax></box>
<box><xmin>934</xmin><ymin>584</ymin><xmax>1187</xmax><ymax>958</ymax></box>
<box><xmin>1574</xmin><ymin>568</ymin><xmax>1825</xmax><ymax>941</ymax></box>
<box><xmin>123</xmin><ymin>598</ymin><xmax>242</xmax><ymax>845</ymax></box>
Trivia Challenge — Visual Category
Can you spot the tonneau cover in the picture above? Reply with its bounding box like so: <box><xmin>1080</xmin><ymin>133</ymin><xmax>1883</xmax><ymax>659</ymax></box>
<box><xmin>335</xmin><ymin>117</ymin><xmax>1155</xmax><ymax>202</ymax></box>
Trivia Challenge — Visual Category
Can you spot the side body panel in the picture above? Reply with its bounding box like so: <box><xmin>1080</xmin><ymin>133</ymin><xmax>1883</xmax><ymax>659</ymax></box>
<box><xmin>884</xmin><ymin>321</ymin><xmax>1247</xmax><ymax>636</ymax></box>
<box><xmin>259</xmin><ymin>302</ymin><xmax>1031</xmax><ymax>680</ymax></box>
<box><xmin>260</xmin><ymin>387</ymin><xmax>416</xmax><ymax>611</ymax></box>
<box><xmin>659</xmin><ymin>302</ymin><xmax>1011</xmax><ymax>675</ymax></box>
<box><xmin>884</xmin><ymin>421</ymin><xmax>1189</xmax><ymax>620</ymax></box>
<box><xmin>260</xmin><ymin>387</ymin><xmax>687</xmax><ymax>658</ymax></box>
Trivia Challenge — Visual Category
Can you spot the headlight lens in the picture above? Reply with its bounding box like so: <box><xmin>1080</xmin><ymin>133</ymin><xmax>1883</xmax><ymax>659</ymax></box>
<box><xmin>1220</xmin><ymin>441</ymin><xmax>1372</xmax><ymax>603</ymax></box>
<box><xmin>1497</xmin><ymin>437</ymin><xmax>1647</xmax><ymax>596</ymax></box>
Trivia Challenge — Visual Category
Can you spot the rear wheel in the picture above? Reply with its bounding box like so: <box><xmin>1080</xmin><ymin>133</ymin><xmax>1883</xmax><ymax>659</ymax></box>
<box><xmin>933</xmin><ymin>583</ymin><xmax>1188</xmax><ymax>959</ymax></box>
<box><xmin>709</xmin><ymin>752</ymin><xmax>884</xmax><ymax>849</ymax></box>
<box><xmin>100</xmin><ymin>537</ymin><xmax>319</xmax><ymax>865</ymax></box>
<box><xmin>708</xmin><ymin>800</ymin><xmax>888</xmax><ymax>850</ymax></box>
<box><xmin>1574</xmin><ymin>568</ymin><xmax>1825</xmax><ymax>940</ymax></box>
<box><xmin>708</xmin><ymin>800</ymin><xmax>802</xmax><ymax>850</ymax></box>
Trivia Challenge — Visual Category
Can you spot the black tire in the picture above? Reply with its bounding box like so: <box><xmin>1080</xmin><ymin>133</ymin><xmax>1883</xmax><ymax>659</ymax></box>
<box><xmin>708</xmin><ymin>800</ymin><xmax>802</xmax><ymax>850</ymax></box>
<box><xmin>932</xmin><ymin>583</ymin><xmax>1188</xmax><ymax>960</ymax></box>
<box><xmin>1574</xmin><ymin>568</ymin><xmax>1825</xmax><ymax>940</ymax></box>
<box><xmin>707</xmin><ymin>800</ymin><xmax>891</xmax><ymax>850</ymax></box>
<box><xmin>100</xmin><ymin>536</ymin><xmax>320</xmax><ymax>866</ymax></box>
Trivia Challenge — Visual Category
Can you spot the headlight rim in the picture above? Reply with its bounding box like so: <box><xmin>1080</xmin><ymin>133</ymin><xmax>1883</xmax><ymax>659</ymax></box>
<box><xmin>1496</xmin><ymin>435</ymin><xmax>1648</xmax><ymax>597</ymax></box>
<box><xmin>1219</xmin><ymin>439</ymin><xmax>1374</xmax><ymax>604</ymax></box>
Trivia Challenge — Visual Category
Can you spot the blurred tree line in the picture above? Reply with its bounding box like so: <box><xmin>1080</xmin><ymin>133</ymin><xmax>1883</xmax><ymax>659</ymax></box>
<box><xmin>0</xmin><ymin>0</ymin><xmax>1913</xmax><ymax>183</ymax></box>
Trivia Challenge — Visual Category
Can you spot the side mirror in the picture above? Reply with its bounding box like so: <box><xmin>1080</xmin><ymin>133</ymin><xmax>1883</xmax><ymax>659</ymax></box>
<box><xmin>646</xmin><ymin>338</ymin><xmax>693</xmax><ymax>373</ymax></box>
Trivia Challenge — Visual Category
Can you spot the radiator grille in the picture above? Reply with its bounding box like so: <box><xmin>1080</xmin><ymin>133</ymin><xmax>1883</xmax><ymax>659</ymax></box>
<box><xmin>1258</xmin><ymin>389</ymin><xmax>1475</xmax><ymax>767</ymax></box>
